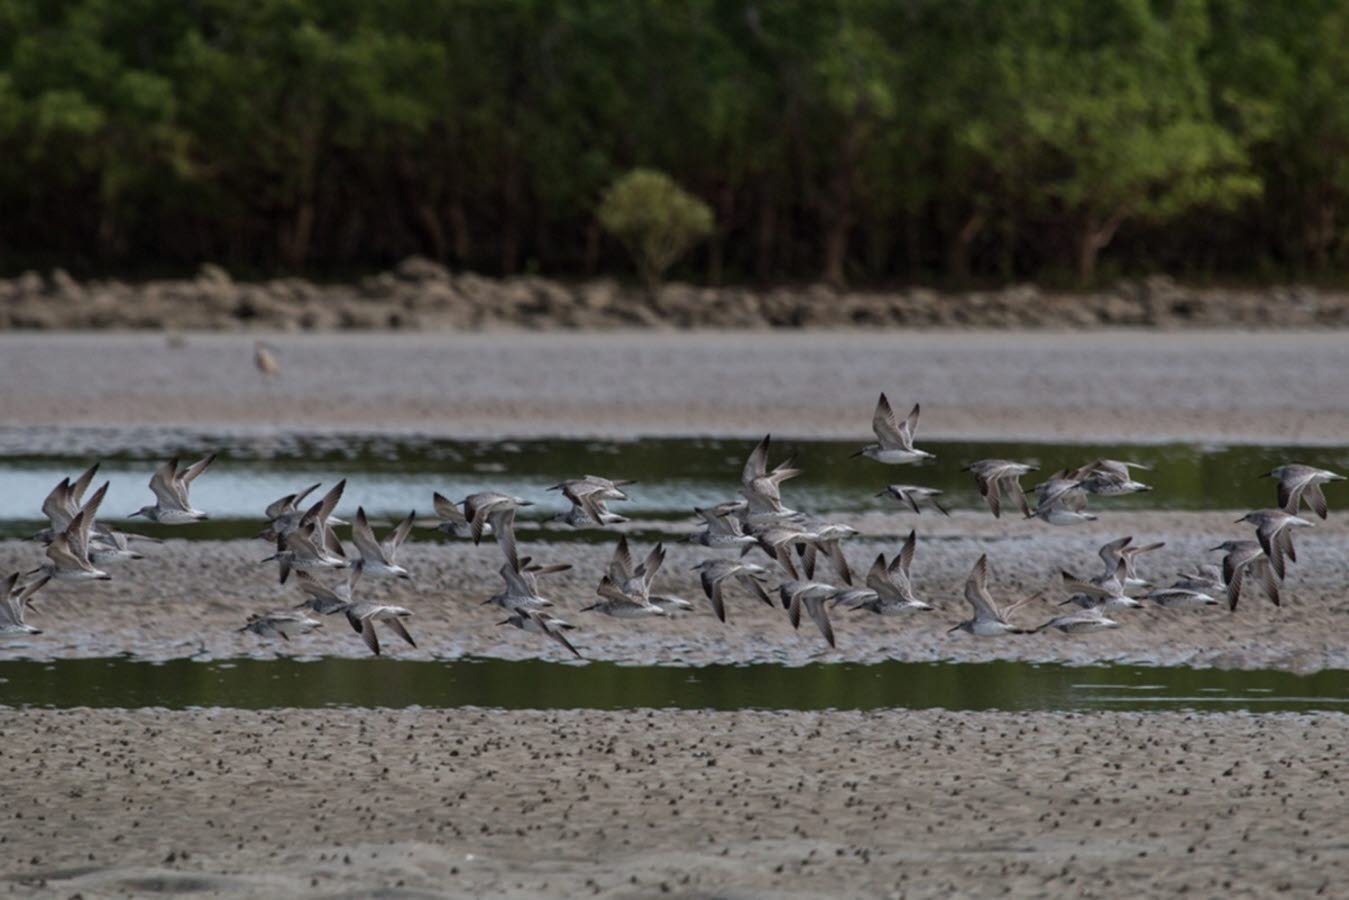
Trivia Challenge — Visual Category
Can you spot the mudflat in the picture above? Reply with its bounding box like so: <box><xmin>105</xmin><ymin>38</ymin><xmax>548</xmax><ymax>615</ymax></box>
<box><xmin>2</xmin><ymin>330</ymin><xmax>1348</xmax><ymax>443</ymax></box>
<box><xmin>1</xmin><ymin>509</ymin><xmax>1346</xmax><ymax>670</ymax></box>
<box><xmin>0</xmin><ymin>708</ymin><xmax>1343</xmax><ymax>898</ymax></box>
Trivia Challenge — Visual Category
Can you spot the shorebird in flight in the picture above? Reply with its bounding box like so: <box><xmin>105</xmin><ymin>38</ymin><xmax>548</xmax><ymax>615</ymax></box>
<box><xmin>854</xmin><ymin>394</ymin><xmax>932</xmax><ymax>464</ymax></box>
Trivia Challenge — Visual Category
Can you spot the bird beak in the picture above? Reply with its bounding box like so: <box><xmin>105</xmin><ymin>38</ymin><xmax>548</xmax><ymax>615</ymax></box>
<box><xmin>496</xmin><ymin>619</ymin><xmax>511</xmax><ymax>626</ymax></box>
<box><xmin>873</xmin><ymin>490</ymin><xmax>888</xmax><ymax>498</ymax></box>
<box><xmin>849</xmin><ymin>450</ymin><xmax>864</xmax><ymax>459</ymax></box>
<box><xmin>1233</xmin><ymin>517</ymin><xmax>1246</xmax><ymax>523</ymax></box>
<box><xmin>947</xmin><ymin>624</ymin><xmax>961</xmax><ymax>634</ymax></box>
<box><xmin>127</xmin><ymin>510</ymin><xmax>142</xmax><ymax>518</ymax></box>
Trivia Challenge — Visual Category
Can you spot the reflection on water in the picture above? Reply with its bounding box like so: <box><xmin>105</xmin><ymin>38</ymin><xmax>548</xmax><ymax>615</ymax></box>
<box><xmin>1</xmin><ymin>434</ymin><xmax>1346</xmax><ymax>540</ymax></box>
<box><xmin>0</xmin><ymin>657</ymin><xmax>1345</xmax><ymax>713</ymax></box>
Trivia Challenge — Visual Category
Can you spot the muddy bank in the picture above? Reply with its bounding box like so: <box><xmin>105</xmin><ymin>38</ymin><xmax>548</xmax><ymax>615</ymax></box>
<box><xmin>0</xmin><ymin>707</ymin><xmax>1342</xmax><ymax>898</ymax></box>
<box><xmin>3</xmin><ymin>330</ymin><xmax>1349</xmax><ymax>444</ymax></box>
<box><xmin>2</xmin><ymin>510</ymin><xmax>1346</xmax><ymax>670</ymax></box>
<box><xmin>2</xmin><ymin>261</ymin><xmax>1347</xmax><ymax>331</ymax></box>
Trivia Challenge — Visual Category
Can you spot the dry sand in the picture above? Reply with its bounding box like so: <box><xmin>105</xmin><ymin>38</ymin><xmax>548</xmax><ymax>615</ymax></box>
<box><xmin>2</xmin><ymin>330</ymin><xmax>1349</xmax><ymax>444</ymax></box>
<box><xmin>1</xmin><ymin>707</ymin><xmax>1344</xmax><ymax>898</ymax></box>
<box><xmin>2</xmin><ymin>510</ymin><xmax>1346</xmax><ymax>670</ymax></box>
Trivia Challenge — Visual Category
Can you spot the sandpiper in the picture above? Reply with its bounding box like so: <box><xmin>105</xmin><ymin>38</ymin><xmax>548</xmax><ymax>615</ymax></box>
<box><xmin>292</xmin><ymin>566</ymin><xmax>361</xmax><ymax>615</ymax></box>
<box><xmin>351</xmin><ymin>507</ymin><xmax>415</xmax><ymax>579</ymax></box>
<box><xmin>1144</xmin><ymin>586</ymin><xmax>1219</xmax><ymax>609</ymax></box>
<box><xmin>795</xmin><ymin>520</ymin><xmax>857</xmax><ymax>585</ymax></box>
<box><xmin>129</xmin><ymin>454</ymin><xmax>215</xmax><ymax>523</ymax></box>
<box><xmin>1266</xmin><ymin>464</ymin><xmax>1344</xmax><ymax>519</ymax></box>
<box><xmin>964</xmin><ymin>460</ymin><xmax>1037</xmax><ymax>519</ymax></box>
<box><xmin>846</xmin><ymin>530</ymin><xmax>933</xmax><ymax>615</ymax></box>
<box><xmin>486</xmin><ymin>556</ymin><xmax>569</xmax><ymax>613</ymax></box>
<box><xmin>1034</xmin><ymin>606</ymin><xmax>1119</xmax><ymax>634</ymax></box>
<box><xmin>949</xmin><ymin>554</ymin><xmax>1039</xmax><ymax>636</ymax></box>
<box><xmin>342</xmin><ymin>565</ymin><xmax>416</xmax><ymax>655</ymax></box>
<box><xmin>853</xmin><ymin>394</ymin><xmax>932</xmax><ymax>464</ymax></box>
<box><xmin>1074</xmin><ymin>459</ymin><xmax>1152</xmax><ymax>495</ymax></box>
<box><xmin>687</xmin><ymin>505</ymin><xmax>759</xmax><ymax>549</ymax></box>
<box><xmin>500</xmin><ymin>610</ymin><xmax>581</xmax><ymax>659</ymax></box>
<box><xmin>691</xmin><ymin>559</ymin><xmax>772</xmax><ymax>622</ymax></box>
<box><xmin>548</xmin><ymin>475</ymin><xmax>634</xmax><ymax>526</ymax></box>
<box><xmin>778</xmin><ymin>580</ymin><xmax>838</xmax><ymax>648</ymax></box>
<box><xmin>1059</xmin><ymin>560</ymin><xmax>1144</xmax><ymax>610</ymax></box>
<box><xmin>1096</xmin><ymin>536</ymin><xmax>1165</xmax><ymax>589</ymax></box>
<box><xmin>875</xmin><ymin>484</ymin><xmax>949</xmax><ymax>516</ymax></box>
<box><xmin>1235</xmin><ymin>509</ymin><xmax>1312</xmax><ymax>579</ymax></box>
<box><xmin>1029</xmin><ymin>474</ymin><xmax>1095</xmax><ymax>525</ymax></box>
<box><xmin>239</xmin><ymin>612</ymin><xmax>321</xmax><ymax>641</ymax></box>
<box><xmin>30</xmin><ymin>510</ymin><xmax>110</xmax><ymax>582</ymax></box>
<box><xmin>0</xmin><ymin>573</ymin><xmax>41</xmax><ymax>636</ymax></box>
<box><xmin>259</xmin><ymin>482</ymin><xmax>322</xmax><ymax>541</ymax></box>
<box><xmin>582</xmin><ymin>537</ymin><xmax>668</xmax><ymax>618</ymax></box>
<box><xmin>263</xmin><ymin>523</ymin><xmax>347</xmax><ymax>584</ymax></box>
<box><xmin>463</xmin><ymin>491</ymin><xmax>529</xmax><ymax>567</ymax></box>
<box><xmin>427</xmin><ymin>491</ymin><xmax>480</xmax><ymax>538</ymax></box>
<box><xmin>740</xmin><ymin>435</ymin><xmax>803</xmax><ymax>520</ymax></box>
<box><xmin>1210</xmin><ymin>540</ymin><xmax>1280</xmax><ymax>610</ymax></box>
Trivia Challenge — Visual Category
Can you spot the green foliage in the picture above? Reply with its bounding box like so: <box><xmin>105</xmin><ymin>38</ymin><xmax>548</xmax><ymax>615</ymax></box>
<box><xmin>597</xmin><ymin>169</ymin><xmax>714</xmax><ymax>288</ymax></box>
<box><xmin>0</xmin><ymin>0</ymin><xmax>1346</xmax><ymax>282</ymax></box>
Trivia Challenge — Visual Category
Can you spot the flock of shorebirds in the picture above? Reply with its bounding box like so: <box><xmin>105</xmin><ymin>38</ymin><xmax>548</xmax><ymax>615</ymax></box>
<box><xmin>3</xmin><ymin>392</ymin><xmax>1343</xmax><ymax>657</ymax></box>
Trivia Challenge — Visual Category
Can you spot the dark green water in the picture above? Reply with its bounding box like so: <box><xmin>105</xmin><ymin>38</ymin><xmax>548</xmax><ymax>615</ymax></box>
<box><xmin>1</xmin><ymin>657</ymin><xmax>1344</xmax><ymax>713</ymax></box>
<box><xmin>2</xmin><ymin>434</ymin><xmax>1346</xmax><ymax>540</ymax></box>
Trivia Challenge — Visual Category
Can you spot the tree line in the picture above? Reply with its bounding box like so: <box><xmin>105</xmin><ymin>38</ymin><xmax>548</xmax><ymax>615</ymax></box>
<box><xmin>1</xmin><ymin>0</ymin><xmax>1347</xmax><ymax>285</ymax></box>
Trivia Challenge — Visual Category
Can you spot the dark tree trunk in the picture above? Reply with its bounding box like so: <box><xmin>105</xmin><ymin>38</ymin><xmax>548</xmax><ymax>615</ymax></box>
<box><xmin>947</xmin><ymin>211</ymin><xmax>985</xmax><ymax>284</ymax></box>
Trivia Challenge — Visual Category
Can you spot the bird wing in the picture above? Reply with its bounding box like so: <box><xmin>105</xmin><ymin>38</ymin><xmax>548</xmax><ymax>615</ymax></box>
<box><xmin>41</xmin><ymin>478</ymin><xmax>75</xmax><ymax>531</ymax></box>
<box><xmin>174</xmin><ymin>453</ymin><xmax>216</xmax><ymax>505</ymax></box>
<box><xmin>893</xmin><ymin>529</ymin><xmax>917</xmax><ymax>580</ymax></box>
<box><xmin>382</xmin><ymin>510</ymin><xmax>416</xmax><ymax>558</ymax></box>
<box><xmin>803</xmin><ymin>595</ymin><xmax>836</xmax><ymax>648</ymax></box>
<box><xmin>871</xmin><ymin>393</ymin><xmax>904</xmax><ymax>446</ymax></box>
<box><xmin>149</xmin><ymin>458</ymin><xmax>187</xmax><ymax>510</ymax></box>
<box><xmin>898</xmin><ymin>403</ymin><xmax>920</xmax><ymax>450</ymax></box>
<box><xmin>69</xmin><ymin>462</ymin><xmax>100</xmax><ymax>505</ymax></box>
<box><xmin>963</xmin><ymin>555</ymin><xmax>998</xmax><ymax>620</ymax></box>
<box><xmin>607</xmin><ymin>536</ymin><xmax>635</xmax><ymax>582</ymax></box>
<box><xmin>433</xmin><ymin>491</ymin><xmax>466</xmax><ymax>523</ymax></box>
<box><xmin>265</xmin><ymin>492</ymin><xmax>298</xmax><ymax>521</ymax></box>
<box><xmin>742</xmin><ymin>435</ymin><xmax>771</xmax><ymax>486</ymax></box>
<box><xmin>350</xmin><ymin>507</ymin><xmax>387</xmax><ymax>564</ymax></box>
<box><xmin>487</xmin><ymin>507</ymin><xmax>519</xmax><ymax>569</ymax></box>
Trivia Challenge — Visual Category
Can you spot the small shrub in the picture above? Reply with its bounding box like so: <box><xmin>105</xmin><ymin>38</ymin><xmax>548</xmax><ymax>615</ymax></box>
<box><xmin>597</xmin><ymin>169</ymin><xmax>714</xmax><ymax>290</ymax></box>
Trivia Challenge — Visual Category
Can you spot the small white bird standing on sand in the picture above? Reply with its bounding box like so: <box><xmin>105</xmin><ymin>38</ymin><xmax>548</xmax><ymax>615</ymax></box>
<box><xmin>853</xmin><ymin>394</ymin><xmax>932</xmax><ymax>464</ymax></box>
<box><xmin>254</xmin><ymin>340</ymin><xmax>280</xmax><ymax>378</ymax></box>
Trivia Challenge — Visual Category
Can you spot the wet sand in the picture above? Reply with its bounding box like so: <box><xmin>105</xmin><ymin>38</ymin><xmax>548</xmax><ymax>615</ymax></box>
<box><xmin>3</xmin><ymin>510</ymin><xmax>1346</xmax><ymax>670</ymax></box>
<box><xmin>1</xmin><ymin>707</ymin><xmax>1344</xmax><ymax>897</ymax></box>
<box><xmin>3</xmin><ymin>330</ymin><xmax>1349</xmax><ymax>444</ymax></box>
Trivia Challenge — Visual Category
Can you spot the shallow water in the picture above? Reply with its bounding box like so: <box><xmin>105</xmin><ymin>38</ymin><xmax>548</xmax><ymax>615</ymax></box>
<box><xmin>1</xmin><ymin>433</ymin><xmax>1345</xmax><ymax>540</ymax></box>
<box><xmin>1</xmin><ymin>657</ymin><xmax>1345</xmax><ymax>713</ymax></box>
